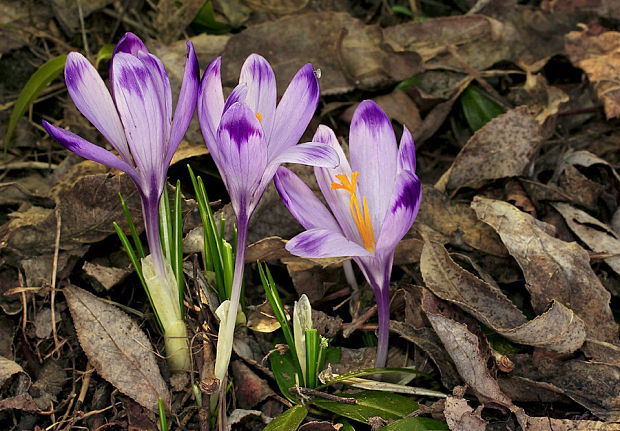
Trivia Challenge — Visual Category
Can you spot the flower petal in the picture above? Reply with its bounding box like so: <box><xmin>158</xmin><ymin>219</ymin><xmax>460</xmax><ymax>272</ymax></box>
<box><xmin>239</xmin><ymin>54</ymin><xmax>276</xmax><ymax>143</ymax></box>
<box><xmin>111</xmin><ymin>52</ymin><xmax>167</xmax><ymax>178</ymax></box>
<box><xmin>64</xmin><ymin>52</ymin><xmax>131</xmax><ymax>162</ymax></box>
<box><xmin>258</xmin><ymin>141</ymin><xmax>339</xmax><ymax>200</ymax></box>
<box><xmin>286</xmin><ymin>228</ymin><xmax>372</xmax><ymax>258</ymax></box>
<box><xmin>136</xmin><ymin>50</ymin><xmax>172</xmax><ymax>144</ymax></box>
<box><xmin>198</xmin><ymin>57</ymin><xmax>225</xmax><ymax>162</ymax></box>
<box><xmin>110</xmin><ymin>32</ymin><xmax>148</xmax><ymax>97</ymax></box>
<box><xmin>274</xmin><ymin>166</ymin><xmax>340</xmax><ymax>232</ymax></box>
<box><xmin>223</xmin><ymin>83</ymin><xmax>248</xmax><ymax>114</ymax></box>
<box><xmin>397</xmin><ymin>125</ymin><xmax>416</xmax><ymax>173</ymax></box>
<box><xmin>167</xmin><ymin>41</ymin><xmax>199</xmax><ymax>166</ymax></box>
<box><xmin>375</xmin><ymin>170</ymin><xmax>421</xmax><ymax>253</ymax></box>
<box><xmin>269</xmin><ymin>63</ymin><xmax>319</xmax><ymax>158</ymax></box>
<box><xmin>216</xmin><ymin>102</ymin><xmax>267</xmax><ymax>217</ymax></box>
<box><xmin>43</xmin><ymin>121</ymin><xmax>140</xmax><ymax>186</ymax></box>
<box><xmin>349</xmin><ymin>100</ymin><xmax>398</xmax><ymax>235</ymax></box>
<box><xmin>311</xmin><ymin>125</ymin><xmax>361</xmax><ymax>243</ymax></box>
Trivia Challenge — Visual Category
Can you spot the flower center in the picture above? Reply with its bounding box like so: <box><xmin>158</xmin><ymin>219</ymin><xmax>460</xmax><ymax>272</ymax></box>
<box><xmin>256</xmin><ymin>112</ymin><xmax>262</xmax><ymax>122</ymax></box>
<box><xmin>331</xmin><ymin>172</ymin><xmax>376</xmax><ymax>253</ymax></box>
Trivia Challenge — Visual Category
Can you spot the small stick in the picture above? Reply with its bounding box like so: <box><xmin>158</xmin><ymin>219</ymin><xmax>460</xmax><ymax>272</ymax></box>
<box><xmin>288</xmin><ymin>386</ymin><xmax>357</xmax><ymax>404</ymax></box>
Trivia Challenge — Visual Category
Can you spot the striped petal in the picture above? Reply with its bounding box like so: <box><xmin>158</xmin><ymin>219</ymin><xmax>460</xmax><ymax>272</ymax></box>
<box><xmin>239</xmin><ymin>54</ymin><xmax>276</xmax><ymax>143</ymax></box>
<box><xmin>64</xmin><ymin>52</ymin><xmax>131</xmax><ymax>162</ymax></box>
<box><xmin>349</xmin><ymin>100</ymin><xmax>398</xmax><ymax>236</ymax></box>
<box><xmin>274</xmin><ymin>166</ymin><xmax>340</xmax><ymax>232</ymax></box>
<box><xmin>198</xmin><ymin>57</ymin><xmax>225</xmax><ymax>163</ymax></box>
<box><xmin>397</xmin><ymin>126</ymin><xmax>416</xmax><ymax>173</ymax></box>
<box><xmin>286</xmin><ymin>228</ymin><xmax>372</xmax><ymax>259</ymax></box>
<box><xmin>269</xmin><ymin>63</ymin><xmax>319</xmax><ymax>159</ymax></box>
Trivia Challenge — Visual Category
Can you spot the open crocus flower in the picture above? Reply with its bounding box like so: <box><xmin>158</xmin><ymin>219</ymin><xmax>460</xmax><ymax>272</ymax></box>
<box><xmin>198</xmin><ymin>54</ymin><xmax>339</xmax><ymax>385</ymax></box>
<box><xmin>274</xmin><ymin>100</ymin><xmax>422</xmax><ymax>368</ymax></box>
<box><xmin>43</xmin><ymin>32</ymin><xmax>199</xmax><ymax>370</ymax></box>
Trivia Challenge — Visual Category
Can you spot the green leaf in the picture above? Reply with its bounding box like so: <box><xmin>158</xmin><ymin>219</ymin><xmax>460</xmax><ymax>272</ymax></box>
<box><xmin>337</xmin><ymin>418</ymin><xmax>356</xmax><ymax>431</ymax></box>
<box><xmin>158</xmin><ymin>397</ymin><xmax>168</xmax><ymax>431</ymax></box>
<box><xmin>395</xmin><ymin>75</ymin><xmax>419</xmax><ymax>92</ymax></box>
<box><xmin>382</xmin><ymin>417</ymin><xmax>449</xmax><ymax>431</ymax></box>
<box><xmin>269</xmin><ymin>348</ymin><xmax>299</xmax><ymax>403</ymax></box>
<box><xmin>95</xmin><ymin>43</ymin><xmax>115</xmax><ymax>68</ymax></box>
<box><xmin>5</xmin><ymin>54</ymin><xmax>66</xmax><ymax>155</ymax></box>
<box><xmin>312</xmin><ymin>390</ymin><xmax>418</xmax><ymax>423</ymax></box>
<box><xmin>392</xmin><ymin>5</ymin><xmax>413</xmax><ymax>17</ymax></box>
<box><xmin>192</xmin><ymin>0</ymin><xmax>230</xmax><ymax>34</ymax></box>
<box><xmin>264</xmin><ymin>405</ymin><xmax>308</xmax><ymax>431</ymax></box>
<box><xmin>460</xmin><ymin>86</ymin><xmax>504</xmax><ymax>132</ymax></box>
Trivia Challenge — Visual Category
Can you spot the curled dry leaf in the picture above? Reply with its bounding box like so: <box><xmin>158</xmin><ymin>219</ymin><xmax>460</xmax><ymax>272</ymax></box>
<box><xmin>421</xmin><ymin>292</ymin><xmax>513</xmax><ymax>408</ymax></box>
<box><xmin>221</xmin><ymin>12</ymin><xmax>422</xmax><ymax>96</ymax></box>
<box><xmin>552</xmin><ymin>202</ymin><xmax>620</xmax><ymax>277</ymax></box>
<box><xmin>471</xmin><ymin>197</ymin><xmax>618</xmax><ymax>344</ymax></box>
<box><xmin>231</xmin><ymin>360</ymin><xmax>276</xmax><ymax>409</ymax></box>
<box><xmin>562</xmin><ymin>150</ymin><xmax>620</xmax><ymax>184</ymax></box>
<box><xmin>63</xmin><ymin>285</ymin><xmax>170</xmax><ymax>412</ymax></box>
<box><xmin>510</xmin><ymin>354</ymin><xmax>620</xmax><ymax>422</ymax></box>
<box><xmin>390</xmin><ymin>321</ymin><xmax>462</xmax><ymax>390</ymax></box>
<box><xmin>565</xmin><ymin>25</ymin><xmax>620</xmax><ymax>119</ymax></box>
<box><xmin>444</xmin><ymin>107</ymin><xmax>543</xmax><ymax>193</ymax></box>
<box><xmin>417</xmin><ymin>185</ymin><xmax>508</xmax><ymax>257</ymax></box>
<box><xmin>444</xmin><ymin>395</ymin><xmax>487</xmax><ymax>431</ymax></box>
<box><xmin>0</xmin><ymin>356</ymin><xmax>28</xmax><ymax>388</ymax></box>
<box><xmin>420</xmin><ymin>237</ymin><xmax>586</xmax><ymax>353</ymax></box>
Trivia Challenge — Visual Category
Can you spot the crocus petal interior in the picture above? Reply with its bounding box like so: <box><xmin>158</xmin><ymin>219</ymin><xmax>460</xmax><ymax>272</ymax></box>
<box><xmin>239</xmin><ymin>54</ymin><xmax>276</xmax><ymax>142</ymax></box>
<box><xmin>198</xmin><ymin>57</ymin><xmax>225</xmax><ymax>164</ymax></box>
<box><xmin>286</xmin><ymin>228</ymin><xmax>373</xmax><ymax>259</ymax></box>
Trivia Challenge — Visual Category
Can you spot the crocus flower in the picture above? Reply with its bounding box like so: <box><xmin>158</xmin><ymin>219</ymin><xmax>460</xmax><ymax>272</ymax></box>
<box><xmin>43</xmin><ymin>32</ymin><xmax>199</xmax><ymax>370</ymax></box>
<box><xmin>198</xmin><ymin>54</ymin><xmax>339</xmax><ymax>384</ymax></box>
<box><xmin>274</xmin><ymin>100</ymin><xmax>421</xmax><ymax>368</ymax></box>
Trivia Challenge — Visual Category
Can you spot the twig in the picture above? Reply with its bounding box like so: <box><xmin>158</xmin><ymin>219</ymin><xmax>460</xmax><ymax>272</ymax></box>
<box><xmin>288</xmin><ymin>386</ymin><xmax>358</xmax><ymax>404</ymax></box>
<box><xmin>342</xmin><ymin>305</ymin><xmax>377</xmax><ymax>338</ymax></box>
<box><xmin>76</xmin><ymin>0</ymin><xmax>89</xmax><ymax>57</ymax></box>
<box><xmin>51</xmin><ymin>208</ymin><xmax>62</xmax><ymax>359</ymax></box>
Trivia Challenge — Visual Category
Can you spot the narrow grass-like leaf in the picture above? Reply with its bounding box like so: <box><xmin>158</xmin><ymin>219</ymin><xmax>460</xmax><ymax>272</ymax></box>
<box><xmin>264</xmin><ymin>405</ymin><xmax>308</xmax><ymax>431</ymax></box>
<box><xmin>191</xmin><ymin>0</ymin><xmax>231</xmax><ymax>34</ymax></box>
<box><xmin>305</xmin><ymin>328</ymin><xmax>318</xmax><ymax>388</ymax></box>
<box><xmin>316</xmin><ymin>368</ymin><xmax>426</xmax><ymax>390</ymax></box>
<box><xmin>259</xmin><ymin>262</ymin><xmax>305</xmax><ymax>385</ymax></box>
<box><xmin>119</xmin><ymin>193</ymin><xmax>145</xmax><ymax>259</ymax></box>
<box><xmin>392</xmin><ymin>5</ymin><xmax>413</xmax><ymax>17</ymax></box>
<box><xmin>158</xmin><ymin>397</ymin><xmax>168</xmax><ymax>430</ymax></box>
<box><xmin>159</xmin><ymin>186</ymin><xmax>173</xmax><ymax>261</ymax></box>
<box><xmin>317</xmin><ymin>336</ymin><xmax>328</xmax><ymax>377</ymax></box>
<box><xmin>113</xmin><ymin>222</ymin><xmax>164</xmax><ymax>332</ymax></box>
<box><xmin>173</xmin><ymin>180</ymin><xmax>184</xmax><ymax>314</ymax></box>
<box><xmin>5</xmin><ymin>54</ymin><xmax>67</xmax><ymax>156</ymax></box>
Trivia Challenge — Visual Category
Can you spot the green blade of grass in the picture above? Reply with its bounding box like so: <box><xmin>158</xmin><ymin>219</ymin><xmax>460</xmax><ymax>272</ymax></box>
<box><xmin>5</xmin><ymin>54</ymin><xmax>67</xmax><ymax>156</ymax></box>
<box><xmin>119</xmin><ymin>193</ymin><xmax>145</xmax><ymax>259</ymax></box>
<box><xmin>173</xmin><ymin>180</ymin><xmax>184</xmax><ymax>316</ymax></box>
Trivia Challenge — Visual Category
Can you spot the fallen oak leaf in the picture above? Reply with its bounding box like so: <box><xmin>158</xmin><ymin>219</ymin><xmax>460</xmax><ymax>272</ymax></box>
<box><xmin>64</xmin><ymin>285</ymin><xmax>170</xmax><ymax>412</ymax></box>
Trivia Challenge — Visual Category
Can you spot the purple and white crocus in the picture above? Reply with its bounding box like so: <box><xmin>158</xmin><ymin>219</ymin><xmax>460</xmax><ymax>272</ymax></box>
<box><xmin>43</xmin><ymin>32</ymin><xmax>198</xmax><ymax>371</ymax></box>
<box><xmin>274</xmin><ymin>100</ymin><xmax>421</xmax><ymax>368</ymax></box>
<box><xmin>198</xmin><ymin>54</ymin><xmax>339</xmax><ymax>384</ymax></box>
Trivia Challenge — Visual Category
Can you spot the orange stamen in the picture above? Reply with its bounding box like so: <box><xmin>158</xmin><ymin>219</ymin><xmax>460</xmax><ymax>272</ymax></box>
<box><xmin>256</xmin><ymin>112</ymin><xmax>262</xmax><ymax>122</ymax></box>
<box><xmin>331</xmin><ymin>172</ymin><xmax>376</xmax><ymax>253</ymax></box>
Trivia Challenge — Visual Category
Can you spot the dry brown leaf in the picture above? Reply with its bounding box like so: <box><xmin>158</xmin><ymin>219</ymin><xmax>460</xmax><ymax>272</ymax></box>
<box><xmin>443</xmin><ymin>395</ymin><xmax>487</xmax><ymax>431</ymax></box>
<box><xmin>221</xmin><ymin>12</ymin><xmax>422</xmax><ymax>96</ymax></box>
<box><xmin>153</xmin><ymin>0</ymin><xmax>205</xmax><ymax>44</ymax></box>
<box><xmin>558</xmin><ymin>164</ymin><xmax>605</xmax><ymax>210</ymax></box>
<box><xmin>518</xmin><ymin>414</ymin><xmax>620</xmax><ymax>431</ymax></box>
<box><xmin>246</xmin><ymin>0</ymin><xmax>308</xmax><ymax>14</ymax></box>
<box><xmin>64</xmin><ymin>285</ymin><xmax>170</xmax><ymax>412</ymax></box>
<box><xmin>565</xmin><ymin>25</ymin><xmax>620</xmax><ymax>119</ymax></box>
<box><xmin>246</xmin><ymin>301</ymin><xmax>284</xmax><ymax>333</ymax></box>
<box><xmin>511</xmin><ymin>354</ymin><xmax>620</xmax><ymax>422</ymax></box>
<box><xmin>563</xmin><ymin>150</ymin><xmax>620</xmax><ymax>184</ymax></box>
<box><xmin>390</xmin><ymin>320</ymin><xmax>462</xmax><ymax>390</ymax></box>
<box><xmin>422</xmin><ymin>293</ymin><xmax>513</xmax><ymax>408</ymax></box>
<box><xmin>0</xmin><ymin>356</ymin><xmax>27</xmax><ymax>388</ymax></box>
<box><xmin>417</xmin><ymin>185</ymin><xmax>508</xmax><ymax>256</ymax></box>
<box><xmin>552</xmin><ymin>202</ymin><xmax>620</xmax><ymax>277</ymax></box>
<box><xmin>231</xmin><ymin>360</ymin><xmax>276</xmax><ymax>409</ymax></box>
<box><xmin>471</xmin><ymin>197</ymin><xmax>618</xmax><ymax>344</ymax></box>
<box><xmin>445</xmin><ymin>107</ymin><xmax>543</xmax><ymax>193</ymax></box>
<box><xmin>0</xmin><ymin>1</ymin><xmax>52</xmax><ymax>53</ymax></box>
<box><xmin>282</xmin><ymin>256</ymin><xmax>346</xmax><ymax>303</ymax></box>
<box><xmin>49</xmin><ymin>0</ymin><xmax>112</xmax><ymax>33</ymax></box>
<box><xmin>82</xmin><ymin>261</ymin><xmax>132</xmax><ymax>292</ymax></box>
<box><xmin>542</xmin><ymin>0</ymin><xmax>620</xmax><ymax>20</ymax></box>
<box><xmin>245</xmin><ymin>236</ymin><xmax>290</xmax><ymax>263</ymax></box>
<box><xmin>420</xmin><ymin>238</ymin><xmax>586</xmax><ymax>353</ymax></box>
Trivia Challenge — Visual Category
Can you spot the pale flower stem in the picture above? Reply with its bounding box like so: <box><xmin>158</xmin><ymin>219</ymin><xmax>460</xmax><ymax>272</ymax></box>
<box><xmin>375</xmin><ymin>285</ymin><xmax>390</xmax><ymax>369</ymax></box>
<box><xmin>143</xmin><ymin>197</ymin><xmax>167</xmax><ymax>278</ymax></box>
<box><xmin>214</xmin><ymin>217</ymin><xmax>248</xmax><ymax>383</ymax></box>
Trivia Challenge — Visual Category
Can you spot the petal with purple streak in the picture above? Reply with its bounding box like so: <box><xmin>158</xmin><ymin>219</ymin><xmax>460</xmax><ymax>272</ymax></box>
<box><xmin>216</xmin><ymin>102</ymin><xmax>267</xmax><ymax>216</ymax></box>
<box><xmin>64</xmin><ymin>52</ymin><xmax>131</xmax><ymax>162</ymax></box>
<box><xmin>167</xmin><ymin>41</ymin><xmax>199</xmax><ymax>166</ymax></box>
<box><xmin>312</xmin><ymin>125</ymin><xmax>361</xmax><ymax>244</ymax></box>
<box><xmin>274</xmin><ymin>166</ymin><xmax>340</xmax><ymax>232</ymax></box>
<box><xmin>268</xmin><ymin>63</ymin><xmax>319</xmax><ymax>158</ymax></box>
<box><xmin>43</xmin><ymin>121</ymin><xmax>140</xmax><ymax>186</ymax></box>
<box><xmin>286</xmin><ymin>228</ymin><xmax>372</xmax><ymax>258</ymax></box>
<box><xmin>349</xmin><ymin>100</ymin><xmax>398</xmax><ymax>235</ymax></box>
<box><xmin>112</xmin><ymin>52</ymin><xmax>167</xmax><ymax>179</ymax></box>
<box><xmin>136</xmin><ymin>50</ymin><xmax>172</xmax><ymax>144</ymax></box>
<box><xmin>198</xmin><ymin>57</ymin><xmax>225</xmax><ymax>163</ymax></box>
<box><xmin>374</xmin><ymin>170</ymin><xmax>421</xmax><ymax>253</ymax></box>
<box><xmin>239</xmin><ymin>54</ymin><xmax>276</xmax><ymax>143</ymax></box>
<box><xmin>223</xmin><ymin>83</ymin><xmax>248</xmax><ymax>114</ymax></box>
<box><xmin>110</xmin><ymin>32</ymin><xmax>148</xmax><ymax>97</ymax></box>
<box><xmin>397</xmin><ymin>126</ymin><xmax>416</xmax><ymax>173</ymax></box>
